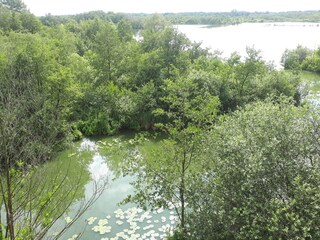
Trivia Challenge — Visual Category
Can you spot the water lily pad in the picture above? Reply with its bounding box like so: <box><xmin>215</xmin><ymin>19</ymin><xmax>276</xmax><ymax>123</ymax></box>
<box><xmin>116</xmin><ymin>220</ymin><xmax>124</xmax><ymax>225</ymax></box>
<box><xmin>67</xmin><ymin>234</ymin><xmax>78</xmax><ymax>240</ymax></box>
<box><xmin>92</xmin><ymin>225</ymin><xmax>112</xmax><ymax>234</ymax></box>
<box><xmin>87</xmin><ymin>217</ymin><xmax>97</xmax><ymax>225</ymax></box>
<box><xmin>98</xmin><ymin>219</ymin><xmax>108</xmax><ymax>226</ymax></box>
<box><xmin>65</xmin><ymin>216</ymin><xmax>72</xmax><ymax>224</ymax></box>
<box><xmin>156</xmin><ymin>207</ymin><xmax>164</xmax><ymax>214</ymax></box>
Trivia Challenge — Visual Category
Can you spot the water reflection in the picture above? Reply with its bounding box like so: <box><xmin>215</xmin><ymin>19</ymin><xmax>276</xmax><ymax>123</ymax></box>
<box><xmin>57</xmin><ymin>136</ymin><xmax>178</xmax><ymax>240</ymax></box>
<box><xmin>88</xmin><ymin>154</ymin><xmax>109</xmax><ymax>182</ymax></box>
<box><xmin>79</xmin><ymin>138</ymin><xmax>98</xmax><ymax>152</ymax></box>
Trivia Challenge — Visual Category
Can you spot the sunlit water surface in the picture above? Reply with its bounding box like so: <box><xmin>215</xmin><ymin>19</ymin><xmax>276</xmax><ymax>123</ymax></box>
<box><xmin>177</xmin><ymin>23</ymin><xmax>320</xmax><ymax>68</ymax></box>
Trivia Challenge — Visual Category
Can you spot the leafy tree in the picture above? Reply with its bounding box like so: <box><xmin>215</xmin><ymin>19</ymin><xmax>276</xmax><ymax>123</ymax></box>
<box><xmin>0</xmin><ymin>6</ymin><xmax>14</xmax><ymax>31</ymax></box>
<box><xmin>19</xmin><ymin>11</ymin><xmax>42</xmax><ymax>33</ymax></box>
<box><xmin>67</xmin><ymin>18</ymin><xmax>105</xmax><ymax>55</ymax></box>
<box><xmin>93</xmin><ymin>21</ymin><xmax>123</xmax><ymax>82</ymax></box>
<box><xmin>133</xmin><ymin>49</ymin><xmax>164</xmax><ymax>88</ymax></box>
<box><xmin>131</xmin><ymin>81</ymin><xmax>157</xmax><ymax>129</ymax></box>
<box><xmin>280</xmin><ymin>46</ymin><xmax>320</xmax><ymax>73</ymax></box>
<box><xmin>124</xmin><ymin>72</ymin><xmax>220</xmax><ymax>238</ymax></box>
<box><xmin>301</xmin><ymin>47</ymin><xmax>320</xmax><ymax>73</ymax></box>
<box><xmin>44</xmin><ymin>24</ymin><xmax>78</xmax><ymax>65</ymax></box>
<box><xmin>229</xmin><ymin>47</ymin><xmax>268</xmax><ymax>107</ymax></box>
<box><xmin>0</xmin><ymin>31</ymin><xmax>106</xmax><ymax>240</ymax></box>
<box><xmin>141</xmin><ymin>14</ymin><xmax>170</xmax><ymax>52</ymax></box>
<box><xmin>191</xmin><ymin>47</ymin><xmax>301</xmax><ymax>112</ymax></box>
<box><xmin>117</xmin><ymin>19</ymin><xmax>133</xmax><ymax>42</ymax></box>
<box><xmin>0</xmin><ymin>0</ymin><xmax>26</xmax><ymax>12</ymax></box>
<box><xmin>281</xmin><ymin>45</ymin><xmax>313</xmax><ymax>70</ymax></box>
<box><xmin>0</xmin><ymin>5</ymin><xmax>41</xmax><ymax>33</ymax></box>
<box><xmin>141</xmin><ymin>15</ymin><xmax>191</xmax><ymax>79</ymax></box>
<box><xmin>188</xmin><ymin>98</ymin><xmax>320</xmax><ymax>239</ymax></box>
<box><xmin>255</xmin><ymin>70</ymin><xmax>301</xmax><ymax>104</ymax></box>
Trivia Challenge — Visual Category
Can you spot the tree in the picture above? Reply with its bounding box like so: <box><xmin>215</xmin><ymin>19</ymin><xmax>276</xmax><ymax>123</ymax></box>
<box><xmin>0</xmin><ymin>3</ymin><xmax>41</xmax><ymax>33</ymax></box>
<box><xmin>188</xmin><ymin>98</ymin><xmax>320</xmax><ymax>239</ymax></box>
<box><xmin>19</xmin><ymin>12</ymin><xmax>42</xmax><ymax>33</ymax></box>
<box><xmin>117</xmin><ymin>19</ymin><xmax>133</xmax><ymax>42</ymax></box>
<box><xmin>0</xmin><ymin>6</ymin><xmax>13</xmax><ymax>32</ymax></box>
<box><xmin>255</xmin><ymin>70</ymin><xmax>301</xmax><ymax>104</ymax></box>
<box><xmin>281</xmin><ymin>45</ymin><xmax>313</xmax><ymax>70</ymax></box>
<box><xmin>141</xmin><ymin>16</ymin><xmax>191</xmax><ymax>80</ymax></box>
<box><xmin>93</xmin><ymin>21</ymin><xmax>123</xmax><ymax>82</ymax></box>
<box><xmin>0</xmin><ymin>0</ymin><xmax>26</xmax><ymax>12</ymax></box>
<box><xmin>0</xmin><ymin>31</ymin><xmax>107</xmax><ymax>240</ymax></box>
<box><xmin>230</xmin><ymin>47</ymin><xmax>268</xmax><ymax>107</ymax></box>
<box><xmin>123</xmin><ymin>72</ymin><xmax>220</xmax><ymax>238</ymax></box>
<box><xmin>301</xmin><ymin>47</ymin><xmax>320</xmax><ymax>73</ymax></box>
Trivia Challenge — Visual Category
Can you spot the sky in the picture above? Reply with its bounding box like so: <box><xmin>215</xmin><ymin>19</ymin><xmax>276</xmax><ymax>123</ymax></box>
<box><xmin>22</xmin><ymin>0</ymin><xmax>320</xmax><ymax>16</ymax></box>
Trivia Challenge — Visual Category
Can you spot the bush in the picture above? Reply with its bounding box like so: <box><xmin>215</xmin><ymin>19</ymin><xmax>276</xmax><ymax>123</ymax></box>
<box><xmin>76</xmin><ymin>113</ymin><xmax>121</xmax><ymax>136</ymax></box>
<box><xmin>188</xmin><ymin>98</ymin><xmax>320</xmax><ymax>239</ymax></box>
<box><xmin>281</xmin><ymin>45</ymin><xmax>313</xmax><ymax>70</ymax></box>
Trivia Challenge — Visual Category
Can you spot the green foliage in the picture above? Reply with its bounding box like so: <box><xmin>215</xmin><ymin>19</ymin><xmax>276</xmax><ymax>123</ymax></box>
<box><xmin>302</xmin><ymin>48</ymin><xmax>320</xmax><ymax>73</ymax></box>
<box><xmin>282</xmin><ymin>45</ymin><xmax>320</xmax><ymax>74</ymax></box>
<box><xmin>117</xmin><ymin>19</ymin><xmax>133</xmax><ymax>42</ymax></box>
<box><xmin>0</xmin><ymin>32</ymin><xmax>73</xmax><ymax>239</ymax></box>
<box><xmin>0</xmin><ymin>33</ymin><xmax>70</xmax><ymax>165</ymax></box>
<box><xmin>77</xmin><ymin>112</ymin><xmax>119</xmax><ymax>136</ymax></box>
<box><xmin>141</xmin><ymin>17</ymin><xmax>191</xmax><ymax>79</ymax></box>
<box><xmin>155</xmin><ymin>72</ymin><xmax>220</xmax><ymax>131</ymax></box>
<box><xmin>162</xmin><ymin>11</ymin><xmax>320</xmax><ymax>26</ymax></box>
<box><xmin>0</xmin><ymin>4</ymin><xmax>41</xmax><ymax>33</ymax></box>
<box><xmin>255</xmin><ymin>71</ymin><xmax>301</xmax><ymax>104</ymax></box>
<box><xmin>93</xmin><ymin>21</ymin><xmax>123</xmax><ymax>82</ymax></box>
<box><xmin>188</xmin><ymin>98</ymin><xmax>320</xmax><ymax>239</ymax></box>
<box><xmin>191</xmin><ymin>48</ymin><xmax>301</xmax><ymax>112</ymax></box>
<box><xmin>0</xmin><ymin>0</ymin><xmax>26</xmax><ymax>12</ymax></box>
<box><xmin>122</xmin><ymin>71</ymin><xmax>220</xmax><ymax>238</ymax></box>
<box><xmin>281</xmin><ymin>45</ymin><xmax>313</xmax><ymax>70</ymax></box>
<box><xmin>39</xmin><ymin>10</ymin><xmax>320</xmax><ymax>29</ymax></box>
<box><xmin>0</xmin><ymin>2</ymin><xmax>318</xmax><ymax>239</ymax></box>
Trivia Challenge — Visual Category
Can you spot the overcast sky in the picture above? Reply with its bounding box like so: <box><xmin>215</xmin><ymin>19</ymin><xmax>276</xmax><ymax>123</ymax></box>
<box><xmin>22</xmin><ymin>0</ymin><xmax>320</xmax><ymax>16</ymax></box>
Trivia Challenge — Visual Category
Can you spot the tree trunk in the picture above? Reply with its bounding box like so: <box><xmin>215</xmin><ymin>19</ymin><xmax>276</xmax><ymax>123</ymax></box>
<box><xmin>180</xmin><ymin>149</ymin><xmax>186</xmax><ymax>238</ymax></box>
<box><xmin>6</xmin><ymin>158</ymin><xmax>15</xmax><ymax>240</ymax></box>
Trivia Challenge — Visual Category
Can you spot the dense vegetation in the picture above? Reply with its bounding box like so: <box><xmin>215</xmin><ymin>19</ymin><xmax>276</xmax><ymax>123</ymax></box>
<box><xmin>187</xmin><ymin>99</ymin><xmax>320</xmax><ymax>239</ymax></box>
<box><xmin>38</xmin><ymin>10</ymin><xmax>320</xmax><ymax>29</ymax></box>
<box><xmin>282</xmin><ymin>45</ymin><xmax>320</xmax><ymax>73</ymax></box>
<box><xmin>1</xmin><ymin>0</ymin><xmax>320</xmax><ymax>239</ymax></box>
<box><xmin>162</xmin><ymin>11</ymin><xmax>320</xmax><ymax>26</ymax></box>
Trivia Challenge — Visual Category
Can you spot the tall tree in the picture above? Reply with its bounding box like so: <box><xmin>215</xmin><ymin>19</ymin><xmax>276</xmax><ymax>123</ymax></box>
<box><xmin>93</xmin><ymin>21</ymin><xmax>123</xmax><ymax>82</ymax></box>
<box><xmin>0</xmin><ymin>31</ymin><xmax>107</xmax><ymax>240</ymax></box>
<box><xmin>0</xmin><ymin>0</ymin><xmax>26</xmax><ymax>12</ymax></box>
<box><xmin>124</xmin><ymin>72</ymin><xmax>220</xmax><ymax>238</ymax></box>
<box><xmin>117</xmin><ymin>19</ymin><xmax>133</xmax><ymax>42</ymax></box>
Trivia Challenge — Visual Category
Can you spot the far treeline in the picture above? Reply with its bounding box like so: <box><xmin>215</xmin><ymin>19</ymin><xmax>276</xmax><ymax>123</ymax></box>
<box><xmin>39</xmin><ymin>10</ymin><xmax>320</xmax><ymax>29</ymax></box>
<box><xmin>1</xmin><ymin>0</ymin><xmax>320</xmax><ymax>239</ymax></box>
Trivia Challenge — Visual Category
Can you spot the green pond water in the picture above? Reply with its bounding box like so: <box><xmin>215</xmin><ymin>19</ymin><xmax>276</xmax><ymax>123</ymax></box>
<box><xmin>45</xmin><ymin>133</ymin><xmax>177</xmax><ymax>240</ymax></box>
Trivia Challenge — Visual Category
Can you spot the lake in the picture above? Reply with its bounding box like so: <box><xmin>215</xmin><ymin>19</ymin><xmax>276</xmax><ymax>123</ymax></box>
<box><xmin>176</xmin><ymin>23</ymin><xmax>320</xmax><ymax>68</ymax></box>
